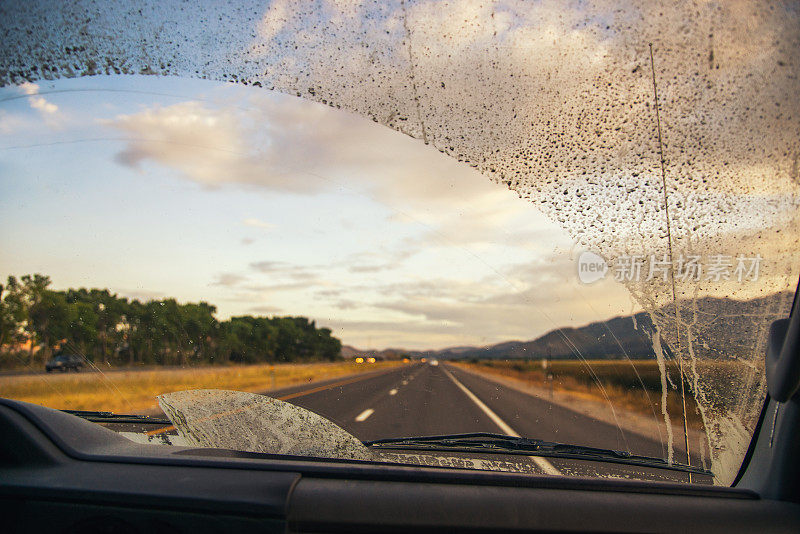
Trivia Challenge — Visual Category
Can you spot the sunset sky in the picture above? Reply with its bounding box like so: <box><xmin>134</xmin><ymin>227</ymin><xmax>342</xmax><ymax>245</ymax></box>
<box><xmin>0</xmin><ymin>76</ymin><xmax>635</xmax><ymax>350</ymax></box>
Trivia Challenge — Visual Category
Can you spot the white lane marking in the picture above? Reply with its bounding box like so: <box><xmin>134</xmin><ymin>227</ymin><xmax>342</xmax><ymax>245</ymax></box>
<box><xmin>441</xmin><ymin>366</ymin><xmax>561</xmax><ymax>476</ymax></box>
<box><xmin>389</xmin><ymin>388</ymin><xmax>398</xmax><ymax>396</ymax></box>
<box><xmin>355</xmin><ymin>408</ymin><xmax>375</xmax><ymax>422</ymax></box>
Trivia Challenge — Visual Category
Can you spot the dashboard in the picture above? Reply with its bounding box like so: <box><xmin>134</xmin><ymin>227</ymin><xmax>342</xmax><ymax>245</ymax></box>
<box><xmin>2</xmin><ymin>398</ymin><xmax>799</xmax><ymax>533</ymax></box>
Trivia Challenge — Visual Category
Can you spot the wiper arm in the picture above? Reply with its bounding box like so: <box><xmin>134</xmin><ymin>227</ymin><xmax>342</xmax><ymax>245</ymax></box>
<box><xmin>364</xmin><ymin>432</ymin><xmax>711</xmax><ymax>476</ymax></box>
<box><xmin>62</xmin><ymin>409</ymin><xmax>171</xmax><ymax>425</ymax></box>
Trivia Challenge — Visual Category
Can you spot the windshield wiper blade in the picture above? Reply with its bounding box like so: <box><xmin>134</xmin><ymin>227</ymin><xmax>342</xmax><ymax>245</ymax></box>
<box><xmin>62</xmin><ymin>409</ymin><xmax>171</xmax><ymax>425</ymax></box>
<box><xmin>364</xmin><ymin>432</ymin><xmax>711</xmax><ymax>476</ymax></box>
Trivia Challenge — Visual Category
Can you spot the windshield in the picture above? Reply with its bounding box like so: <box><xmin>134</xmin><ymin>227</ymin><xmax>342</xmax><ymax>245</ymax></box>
<box><xmin>1</xmin><ymin>0</ymin><xmax>798</xmax><ymax>486</ymax></box>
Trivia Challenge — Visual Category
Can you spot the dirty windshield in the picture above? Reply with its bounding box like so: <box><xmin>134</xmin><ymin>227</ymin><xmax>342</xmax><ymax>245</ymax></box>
<box><xmin>1</xmin><ymin>1</ymin><xmax>798</xmax><ymax>486</ymax></box>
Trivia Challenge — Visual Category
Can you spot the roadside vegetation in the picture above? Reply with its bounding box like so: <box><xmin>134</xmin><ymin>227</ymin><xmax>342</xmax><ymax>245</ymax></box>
<box><xmin>452</xmin><ymin>359</ymin><xmax>717</xmax><ymax>429</ymax></box>
<box><xmin>0</xmin><ymin>274</ymin><xmax>342</xmax><ymax>370</ymax></box>
<box><xmin>1</xmin><ymin>360</ymin><xmax>401</xmax><ymax>413</ymax></box>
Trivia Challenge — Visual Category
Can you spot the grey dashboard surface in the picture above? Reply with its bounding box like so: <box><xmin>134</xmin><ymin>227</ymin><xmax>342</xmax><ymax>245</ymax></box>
<box><xmin>2</xmin><ymin>399</ymin><xmax>800</xmax><ymax>533</ymax></box>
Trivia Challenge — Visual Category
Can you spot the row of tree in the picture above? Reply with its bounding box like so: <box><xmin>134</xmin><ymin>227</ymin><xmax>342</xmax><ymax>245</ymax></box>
<box><xmin>0</xmin><ymin>274</ymin><xmax>342</xmax><ymax>368</ymax></box>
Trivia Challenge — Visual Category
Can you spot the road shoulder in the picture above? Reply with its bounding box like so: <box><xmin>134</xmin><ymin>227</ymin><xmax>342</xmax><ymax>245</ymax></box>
<box><xmin>447</xmin><ymin>362</ymin><xmax>707</xmax><ymax>455</ymax></box>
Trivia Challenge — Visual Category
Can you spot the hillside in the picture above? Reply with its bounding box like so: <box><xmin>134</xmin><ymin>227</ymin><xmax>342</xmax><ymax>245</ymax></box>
<box><xmin>433</xmin><ymin>292</ymin><xmax>793</xmax><ymax>361</ymax></box>
<box><xmin>345</xmin><ymin>291</ymin><xmax>794</xmax><ymax>362</ymax></box>
<box><xmin>433</xmin><ymin>312</ymin><xmax>656</xmax><ymax>360</ymax></box>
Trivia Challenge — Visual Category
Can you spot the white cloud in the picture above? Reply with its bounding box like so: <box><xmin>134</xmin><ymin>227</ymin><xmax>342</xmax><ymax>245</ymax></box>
<box><xmin>19</xmin><ymin>82</ymin><xmax>59</xmax><ymax>115</ymax></box>
<box><xmin>104</xmin><ymin>101</ymin><xmax>273</xmax><ymax>187</ymax></box>
<box><xmin>103</xmin><ymin>91</ymin><xmax>562</xmax><ymax>264</ymax></box>
<box><xmin>29</xmin><ymin>96</ymin><xmax>58</xmax><ymax>115</ymax></box>
<box><xmin>321</xmin><ymin>270</ymin><xmax>634</xmax><ymax>350</ymax></box>
<box><xmin>243</xmin><ymin>217</ymin><xmax>276</xmax><ymax>230</ymax></box>
<box><xmin>211</xmin><ymin>273</ymin><xmax>248</xmax><ymax>287</ymax></box>
<box><xmin>0</xmin><ymin>82</ymin><xmax>64</xmax><ymax>136</ymax></box>
<box><xmin>18</xmin><ymin>82</ymin><xmax>40</xmax><ymax>95</ymax></box>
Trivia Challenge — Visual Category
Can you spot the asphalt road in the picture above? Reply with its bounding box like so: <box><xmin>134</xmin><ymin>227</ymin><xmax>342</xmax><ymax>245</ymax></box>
<box><xmin>269</xmin><ymin>362</ymin><xmax>712</xmax><ymax>484</ymax></box>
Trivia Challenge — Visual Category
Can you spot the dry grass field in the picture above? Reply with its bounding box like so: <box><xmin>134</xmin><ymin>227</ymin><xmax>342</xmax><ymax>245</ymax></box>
<box><xmin>0</xmin><ymin>361</ymin><xmax>402</xmax><ymax>414</ymax></box>
<box><xmin>451</xmin><ymin>359</ymin><xmax>734</xmax><ymax>430</ymax></box>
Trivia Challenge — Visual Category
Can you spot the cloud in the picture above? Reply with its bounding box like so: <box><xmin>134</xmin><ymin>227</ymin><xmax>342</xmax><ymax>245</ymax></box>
<box><xmin>246</xmin><ymin>281</ymin><xmax>313</xmax><ymax>292</ymax></box>
<box><xmin>352</xmin><ymin>254</ymin><xmax>634</xmax><ymax>348</ymax></box>
<box><xmin>348</xmin><ymin>264</ymin><xmax>392</xmax><ymax>274</ymax></box>
<box><xmin>1</xmin><ymin>82</ymin><xmax>63</xmax><ymax>133</ymax></box>
<box><xmin>249</xmin><ymin>261</ymin><xmax>287</xmax><ymax>273</ymax></box>
<box><xmin>251</xmin><ymin>257</ymin><xmax>380</xmax><ymax>280</ymax></box>
<box><xmin>18</xmin><ymin>82</ymin><xmax>40</xmax><ymax>96</ymax></box>
<box><xmin>102</xmin><ymin>91</ymin><xmax>542</xmax><ymax>248</ymax></box>
<box><xmin>248</xmin><ymin>305</ymin><xmax>282</xmax><ymax>314</ymax></box>
<box><xmin>211</xmin><ymin>272</ymin><xmax>247</xmax><ymax>287</ymax></box>
<box><xmin>29</xmin><ymin>96</ymin><xmax>58</xmax><ymax>114</ymax></box>
<box><xmin>243</xmin><ymin>217</ymin><xmax>276</xmax><ymax>230</ymax></box>
<box><xmin>231</xmin><ymin>246</ymin><xmax>634</xmax><ymax>349</ymax></box>
<box><xmin>216</xmin><ymin>279</ymin><xmax>316</xmax><ymax>303</ymax></box>
<box><xmin>333</xmin><ymin>299</ymin><xmax>359</xmax><ymax>310</ymax></box>
<box><xmin>105</xmin><ymin>94</ymin><xmax>465</xmax><ymax>200</ymax></box>
<box><xmin>248</xmin><ymin>260</ymin><xmax>324</xmax><ymax>284</ymax></box>
<box><xmin>105</xmin><ymin>101</ymin><xmax>320</xmax><ymax>193</ymax></box>
<box><xmin>18</xmin><ymin>82</ymin><xmax>59</xmax><ymax>115</ymax></box>
<box><xmin>315</xmin><ymin>288</ymin><xmax>343</xmax><ymax>298</ymax></box>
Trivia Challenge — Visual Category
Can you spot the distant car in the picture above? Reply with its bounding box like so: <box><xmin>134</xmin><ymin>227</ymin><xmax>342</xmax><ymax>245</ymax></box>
<box><xmin>45</xmin><ymin>354</ymin><xmax>83</xmax><ymax>373</ymax></box>
<box><xmin>430</xmin><ymin>359</ymin><xmax>439</xmax><ymax>366</ymax></box>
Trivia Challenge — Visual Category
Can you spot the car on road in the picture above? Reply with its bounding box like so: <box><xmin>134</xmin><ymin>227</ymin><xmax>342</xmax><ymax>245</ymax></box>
<box><xmin>45</xmin><ymin>354</ymin><xmax>83</xmax><ymax>373</ymax></box>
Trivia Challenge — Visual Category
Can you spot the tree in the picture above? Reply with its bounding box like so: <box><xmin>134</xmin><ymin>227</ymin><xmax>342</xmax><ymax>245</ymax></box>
<box><xmin>1</xmin><ymin>273</ymin><xmax>343</xmax><ymax>369</ymax></box>
<box><xmin>66</xmin><ymin>300</ymin><xmax>99</xmax><ymax>357</ymax></box>
<box><xmin>20</xmin><ymin>274</ymin><xmax>52</xmax><ymax>363</ymax></box>
<box><xmin>180</xmin><ymin>302</ymin><xmax>219</xmax><ymax>362</ymax></box>
<box><xmin>0</xmin><ymin>276</ymin><xmax>27</xmax><ymax>348</ymax></box>
<box><xmin>28</xmin><ymin>290</ymin><xmax>70</xmax><ymax>360</ymax></box>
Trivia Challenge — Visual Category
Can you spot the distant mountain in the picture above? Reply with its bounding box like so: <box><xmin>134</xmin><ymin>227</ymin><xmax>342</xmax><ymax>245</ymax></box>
<box><xmin>433</xmin><ymin>291</ymin><xmax>793</xmax><ymax>361</ymax></box>
<box><xmin>345</xmin><ymin>291</ymin><xmax>793</xmax><ymax>362</ymax></box>
<box><xmin>432</xmin><ymin>312</ymin><xmax>656</xmax><ymax>361</ymax></box>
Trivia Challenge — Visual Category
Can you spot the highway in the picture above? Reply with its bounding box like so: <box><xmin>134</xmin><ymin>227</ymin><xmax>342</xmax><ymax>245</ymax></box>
<box><xmin>267</xmin><ymin>361</ymin><xmax>711</xmax><ymax>484</ymax></box>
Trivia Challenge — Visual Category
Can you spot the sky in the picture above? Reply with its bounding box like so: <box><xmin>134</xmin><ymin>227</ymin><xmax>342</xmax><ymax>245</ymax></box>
<box><xmin>0</xmin><ymin>75</ymin><xmax>636</xmax><ymax>350</ymax></box>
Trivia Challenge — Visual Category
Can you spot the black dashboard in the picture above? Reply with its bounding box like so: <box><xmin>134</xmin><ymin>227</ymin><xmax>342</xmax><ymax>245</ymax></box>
<box><xmin>2</xmin><ymin>398</ymin><xmax>799</xmax><ymax>533</ymax></box>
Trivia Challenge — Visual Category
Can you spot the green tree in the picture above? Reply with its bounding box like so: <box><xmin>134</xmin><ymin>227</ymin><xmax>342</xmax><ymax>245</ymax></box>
<box><xmin>20</xmin><ymin>274</ymin><xmax>53</xmax><ymax>363</ymax></box>
<box><xmin>66</xmin><ymin>300</ymin><xmax>99</xmax><ymax>357</ymax></box>
<box><xmin>1</xmin><ymin>273</ymin><xmax>343</xmax><ymax>369</ymax></box>
<box><xmin>0</xmin><ymin>276</ymin><xmax>27</xmax><ymax>348</ymax></box>
<box><xmin>28</xmin><ymin>290</ymin><xmax>70</xmax><ymax>360</ymax></box>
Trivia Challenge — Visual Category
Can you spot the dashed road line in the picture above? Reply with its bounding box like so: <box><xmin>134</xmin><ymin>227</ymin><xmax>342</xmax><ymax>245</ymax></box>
<box><xmin>146</xmin><ymin>366</ymin><xmax>402</xmax><ymax>436</ymax></box>
<box><xmin>278</xmin><ymin>370</ymin><xmax>395</xmax><ymax>401</ymax></box>
<box><xmin>441</xmin><ymin>366</ymin><xmax>561</xmax><ymax>476</ymax></box>
<box><xmin>355</xmin><ymin>408</ymin><xmax>375</xmax><ymax>422</ymax></box>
